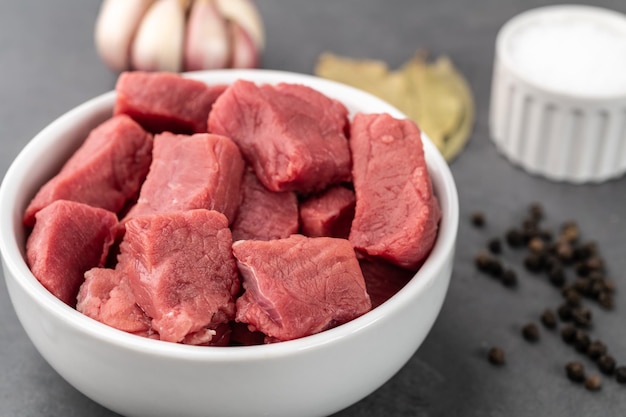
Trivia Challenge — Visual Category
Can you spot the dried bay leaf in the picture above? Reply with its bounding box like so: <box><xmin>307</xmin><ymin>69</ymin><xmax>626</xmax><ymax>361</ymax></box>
<box><xmin>315</xmin><ymin>52</ymin><xmax>474</xmax><ymax>161</ymax></box>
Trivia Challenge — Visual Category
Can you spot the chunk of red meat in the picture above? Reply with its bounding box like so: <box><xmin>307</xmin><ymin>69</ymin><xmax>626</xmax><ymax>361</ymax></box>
<box><xmin>299</xmin><ymin>185</ymin><xmax>356</xmax><ymax>239</ymax></box>
<box><xmin>123</xmin><ymin>132</ymin><xmax>244</xmax><ymax>224</ymax></box>
<box><xmin>208</xmin><ymin>80</ymin><xmax>351</xmax><ymax>193</ymax></box>
<box><xmin>77</xmin><ymin>267</ymin><xmax>152</xmax><ymax>334</ymax></box>
<box><xmin>231</xmin><ymin>169</ymin><xmax>298</xmax><ymax>241</ymax></box>
<box><xmin>358</xmin><ymin>258</ymin><xmax>416</xmax><ymax>309</ymax></box>
<box><xmin>114</xmin><ymin>71</ymin><xmax>226</xmax><ymax>134</ymax></box>
<box><xmin>23</xmin><ymin>115</ymin><xmax>153</xmax><ymax>226</ymax></box>
<box><xmin>349</xmin><ymin>113</ymin><xmax>441</xmax><ymax>270</ymax></box>
<box><xmin>233</xmin><ymin>234</ymin><xmax>371</xmax><ymax>342</ymax></box>
<box><xmin>229</xmin><ymin>321</ymin><xmax>265</xmax><ymax>346</ymax></box>
<box><xmin>26</xmin><ymin>200</ymin><xmax>118</xmax><ymax>306</ymax></box>
<box><xmin>119</xmin><ymin>209</ymin><xmax>239</xmax><ymax>343</ymax></box>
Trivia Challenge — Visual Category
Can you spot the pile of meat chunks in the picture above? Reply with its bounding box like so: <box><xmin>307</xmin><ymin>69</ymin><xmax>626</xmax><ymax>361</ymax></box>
<box><xmin>24</xmin><ymin>72</ymin><xmax>440</xmax><ymax>346</ymax></box>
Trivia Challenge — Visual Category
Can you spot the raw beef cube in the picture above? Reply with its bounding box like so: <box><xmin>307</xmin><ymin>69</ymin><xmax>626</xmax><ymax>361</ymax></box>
<box><xmin>23</xmin><ymin>115</ymin><xmax>153</xmax><ymax>226</ymax></box>
<box><xmin>26</xmin><ymin>200</ymin><xmax>118</xmax><ymax>306</ymax></box>
<box><xmin>300</xmin><ymin>186</ymin><xmax>356</xmax><ymax>239</ymax></box>
<box><xmin>229</xmin><ymin>321</ymin><xmax>265</xmax><ymax>346</ymax></box>
<box><xmin>114</xmin><ymin>71</ymin><xmax>226</xmax><ymax>134</ymax></box>
<box><xmin>231</xmin><ymin>169</ymin><xmax>298</xmax><ymax>241</ymax></box>
<box><xmin>119</xmin><ymin>209</ymin><xmax>240</xmax><ymax>343</ymax></box>
<box><xmin>123</xmin><ymin>132</ymin><xmax>244</xmax><ymax>224</ymax></box>
<box><xmin>208</xmin><ymin>80</ymin><xmax>351</xmax><ymax>193</ymax></box>
<box><xmin>358</xmin><ymin>258</ymin><xmax>415</xmax><ymax>309</ymax></box>
<box><xmin>234</xmin><ymin>234</ymin><xmax>371</xmax><ymax>342</ymax></box>
<box><xmin>77</xmin><ymin>268</ymin><xmax>151</xmax><ymax>334</ymax></box>
<box><xmin>183</xmin><ymin>323</ymin><xmax>231</xmax><ymax>346</ymax></box>
<box><xmin>349</xmin><ymin>113</ymin><xmax>441</xmax><ymax>270</ymax></box>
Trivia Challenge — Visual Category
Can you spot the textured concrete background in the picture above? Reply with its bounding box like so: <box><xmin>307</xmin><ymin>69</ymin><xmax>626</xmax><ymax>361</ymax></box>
<box><xmin>1</xmin><ymin>1</ymin><xmax>626</xmax><ymax>416</ymax></box>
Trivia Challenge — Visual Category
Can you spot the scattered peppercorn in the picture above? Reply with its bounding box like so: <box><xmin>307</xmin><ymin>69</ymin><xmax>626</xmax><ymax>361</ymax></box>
<box><xmin>548</xmin><ymin>265</ymin><xmax>566</xmax><ymax>287</ymax></box>
<box><xmin>506</xmin><ymin>228</ymin><xmax>525</xmax><ymax>248</ymax></box>
<box><xmin>561</xmin><ymin>325</ymin><xmax>577</xmax><ymax>344</ymax></box>
<box><xmin>565</xmin><ymin>361</ymin><xmax>585</xmax><ymax>383</ymax></box>
<box><xmin>561</xmin><ymin>221</ymin><xmax>579</xmax><ymax>243</ymax></box>
<box><xmin>540</xmin><ymin>309</ymin><xmax>557</xmax><ymax>329</ymax></box>
<box><xmin>501</xmin><ymin>268</ymin><xmax>518</xmax><ymax>288</ymax></box>
<box><xmin>598</xmin><ymin>292</ymin><xmax>614</xmax><ymax>310</ymax></box>
<box><xmin>475</xmin><ymin>252</ymin><xmax>492</xmax><ymax>272</ymax></box>
<box><xmin>524</xmin><ymin>254</ymin><xmax>544</xmax><ymax>273</ymax></box>
<box><xmin>487</xmin><ymin>238</ymin><xmax>502</xmax><ymax>255</ymax></box>
<box><xmin>471</xmin><ymin>212</ymin><xmax>485</xmax><ymax>228</ymax></box>
<box><xmin>557</xmin><ymin>304</ymin><xmax>573</xmax><ymax>322</ymax></box>
<box><xmin>522</xmin><ymin>323</ymin><xmax>540</xmax><ymax>342</ymax></box>
<box><xmin>587</xmin><ymin>341</ymin><xmax>607</xmax><ymax>361</ymax></box>
<box><xmin>615</xmin><ymin>366</ymin><xmax>626</xmax><ymax>384</ymax></box>
<box><xmin>528</xmin><ymin>237</ymin><xmax>545</xmax><ymax>254</ymax></box>
<box><xmin>586</xmin><ymin>256</ymin><xmax>604</xmax><ymax>272</ymax></box>
<box><xmin>584</xmin><ymin>374</ymin><xmax>602</xmax><ymax>391</ymax></box>
<box><xmin>571</xmin><ymin>307</ymin><xmax>592</xmax><ymax>328</ymax></box>
<box><xmin>563</xmin><ymin>288</ymin><xmax>581</xmax><ymax>307</ymax></box>
<box><xmin>488</xmin><ymin>347</ymin><xmax>506</xmax><ymax>366</ymax></box>
<box><xmin>598</xmin><ymin>355</ymin><xmax>616</xmax><ymax>375</ymax></box>
<box><xmin>573</xmin><ymin>330</ymin><xmax>591</xmax><ymax>353</ymax></box>
<box><xmin>555</xmin><ymin>240</ymin><xmax>574</xmax><ymax>263</ymax></box>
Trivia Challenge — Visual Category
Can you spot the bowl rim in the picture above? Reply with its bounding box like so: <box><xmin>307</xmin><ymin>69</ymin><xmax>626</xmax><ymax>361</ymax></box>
<box><xmin>0</xmin><ymin>69</ymin><xmax>459</xmax><ymax>362</ymax></box>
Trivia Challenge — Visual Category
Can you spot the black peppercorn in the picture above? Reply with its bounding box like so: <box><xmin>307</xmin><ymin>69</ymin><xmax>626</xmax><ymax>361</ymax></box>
<box><xmin>587</xmin><ymin>340</ymin><xmax>607</xmax><ymax>361</ymax></box>
<box><xmin>548</xmin><ymin>265</ymin><xmax>567</xmax><ymax>287</ymax></box>
<box><xmin>563</xmin><ymin>288</ymin><xmax>581</xmax><ymax>307</ymax></box>
<box><xmin>561</xmin><ymin>221</ymin><xmax>579</xmax><ymax>243</ymax></box>
<box><xmin>555</xmin><ymin>241</ymin><xmax>574</xmax><ymax>263</ymax></box>
<box><xmin>565</xmin><ymin>361</ymin><xmax>585</xmax><ymax>383</ymax></box>
<box><xmin>501</xmin><ymin>268</ymin><xmax>518</xmax><ymax>288</ymax></box>
<box><xmin>471</xmin><ymin>212</ymin><xmax>485</xmax><ymax>227</ymax></box>
<box><xmin>475</xmin><ymin>252</ymin><xmax>492</xmax><ymax>272</ymax></box>
<box><xmin>528</xmin><ymin>237</ymin><xmax>545</xmax><ymax>254</ymax></box>
<box><xmin>598</xmin><ymin>292</ymin><xmax>614</xmax><ymax>310</ymax></box>
<box><xmin>573</xmin><ymin>330</ymin><xmax>591</xmax><ymax>353</ymax></box>
<box><xmin>487</xmin><ymin>238</ymin><xmax>502</xmax><ymax>255</ymax></box>
<box><xmin>615</xmin><ymin>366</ymin><xmax>626</xmax><ymax>384</ymax></box>
<box><xmin>540</xmin><ymin>309</ymin><xmax>557</xmax><ymax>329</ymax></box>
<box><xmin>557</xmin><ymin>304</ymin><xmax>573</xmax><ymax>322</ymax></box>
<box><xmin>586</xmin><ymin>256</ymin><xmax>604</xmax><ymax>272</ymax></box>
<box><xmin>571</xmin><ymin>308</ymin><xmax>592</xmax><ymax>328</ymax></box>
<box><xmin>524</xmin><ymin>254</ymin><xmax>544</xmax><ymax>273</ymax></box>
<box><xmin>584</xmin><ymin>374</ymin><xmax>602</xmax><ymax>391</ymax></box>
<box><xmin>506</xmin><ymin>228</ymin><xmax>525</xmax><ymax>248</ymax></box>
<box><xmin>522</xmin><ymin>323</ymin><xmax>540</xmax><ymax>342</ymax></box>
<box><xmin>488</xmin><ymin>347</ymin><xmax>505</xmax><ymax>366</ymax></box>
<box><xmin>598</xmin><ymin>355</ymin><xmax>616</xmax><ymax>375</ymax></box>
<box><xmin>561</xmin><ymin>325</ymin><xmax>577</xmax><ymax>344</ymax></box>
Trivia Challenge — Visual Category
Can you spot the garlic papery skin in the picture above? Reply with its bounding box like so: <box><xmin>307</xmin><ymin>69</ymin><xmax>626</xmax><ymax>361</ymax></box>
<box><xmin>95</xmin><ymin>0</ymin><xmax>156</xmax><ymax>72</ymax></box>
<box><xmin>229</xmin><ymin>20</ymin><xmax>258</xmax><ymax>69</ymax></box>
<box><xmin>184</xmin><ymin>0</ymin><xmax>230</xmax><ymax>71</ymax></box>
<box><xmin>216</xmin><ymin>0</ymin><xmax>265</xmax><ymax>51</ymax></box>
<box><xmin>131</xmin><ymin>0</ymin><xmax>187</xmax><ymax>72</ymax></box>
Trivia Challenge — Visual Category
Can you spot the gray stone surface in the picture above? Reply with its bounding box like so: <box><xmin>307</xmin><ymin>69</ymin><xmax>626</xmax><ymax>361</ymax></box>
<box><xmin>1</xmin><ymin>0</ymin><xmax>626</xmax><ymax>416</ymax></box>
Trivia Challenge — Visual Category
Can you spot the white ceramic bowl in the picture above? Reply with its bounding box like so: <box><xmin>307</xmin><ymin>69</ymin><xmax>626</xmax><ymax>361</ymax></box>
<box><xmin>0</xmin><ymin>69</ymin><xmax>458</xmax><ymax>417</ymax></box>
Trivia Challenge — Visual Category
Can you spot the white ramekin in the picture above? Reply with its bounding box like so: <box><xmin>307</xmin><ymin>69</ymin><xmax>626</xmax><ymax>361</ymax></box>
<box><xmin>490</xmin><ymin>5</ymin><xmax>626</xmax><ymax>183</ymax></box>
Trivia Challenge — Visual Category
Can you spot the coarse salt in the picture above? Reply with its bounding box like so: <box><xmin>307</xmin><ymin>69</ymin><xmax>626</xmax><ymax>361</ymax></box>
<box><xmin>507</xmin><ymin>13</ymin><xmax>626</xmax><ymax>97</ymax></box>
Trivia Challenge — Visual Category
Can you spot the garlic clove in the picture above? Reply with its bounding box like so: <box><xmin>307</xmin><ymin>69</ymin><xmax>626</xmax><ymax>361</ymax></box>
<box><xmin>131</xmin><ymin>0</ymin><xmax>186</xmax><ymax>72</ymax></box>
<box><xmin>229</xmin><ymin>20</ymin><xmax>259</xmax><ymax>69</ymax></box>
<box><xmin>95</xmin><ymin>0</ymin><xmax>156</xmax><ymax>72</ymax></box>
<box><xmin>215</xmin><ymin>0</ymin><xmax>265</xmax><ymax>51</ymax></box>
<box><xmin>184</xmin><ymin>0</ymin><xmax>230</xmax><ymax>71</ymax></box>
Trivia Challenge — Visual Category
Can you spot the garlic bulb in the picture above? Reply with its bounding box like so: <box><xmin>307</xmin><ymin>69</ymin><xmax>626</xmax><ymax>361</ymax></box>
<box><xmin>95</xmin><ymin>0</ymin><xmax>156</xmax><ymax>72</ymax></box>
<box><xmin>95</xmin><ymin>0</ymin><xmax>265</xmax><ymax>72</ymax></box>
